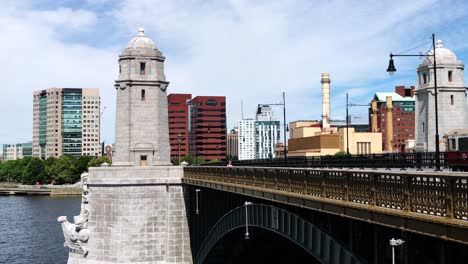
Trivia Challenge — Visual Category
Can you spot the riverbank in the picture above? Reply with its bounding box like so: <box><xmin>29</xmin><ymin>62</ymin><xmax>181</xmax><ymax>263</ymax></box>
<box><xmin>0</xmin><ymin>184</ymin><xmax>81</xmax><ymax>196</ymax></box>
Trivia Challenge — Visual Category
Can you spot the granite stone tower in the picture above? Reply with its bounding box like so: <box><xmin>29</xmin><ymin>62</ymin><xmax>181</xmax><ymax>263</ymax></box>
<box><xmin>415</xmin><ymin>40</ymin><xmax>467</xmax><ymax>152</ymax></box>
<box><xmin>59</xmin><ymin>28</ymin><xmax>192</xmax><ymax>264</ymax></box>
<box><xmin>113</xmin><ymin>28</ymin><xmax>171</xmax><ymax>166</ymax></box>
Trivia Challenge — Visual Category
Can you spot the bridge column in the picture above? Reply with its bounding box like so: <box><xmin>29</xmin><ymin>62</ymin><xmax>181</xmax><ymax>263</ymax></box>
<box><xmin>64</xmin><ymin>167</ymin><xmax>192</xmax><ymax>264</ymax></box>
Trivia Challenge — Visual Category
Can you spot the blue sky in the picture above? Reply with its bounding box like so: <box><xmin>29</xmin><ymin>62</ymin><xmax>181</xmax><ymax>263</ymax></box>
<box><xmin>1</xmin><ymin>0</ymin><xmax>467</xmax><ymax>145</ymax></box>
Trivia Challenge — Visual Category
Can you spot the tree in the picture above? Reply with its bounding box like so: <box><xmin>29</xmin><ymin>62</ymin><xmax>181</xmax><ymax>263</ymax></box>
<box><xmin>44</xmin><ymin>157</ymin><xmax>57</xmax><ymax>183</ymax></box>
<box><xmin>181</xmin><ymin>154</ymin><xmax>195</xmax><ymax>165</ymax></box>
<box><xmin>335</xmin><ymin>151</ymin><xmax>347</xmax><ymax>156</ymax></box>
<box><xmin>226</xmin><ymin>154</ymin><xmax>238</xmax><ymax>161</ymax></box>
<box><xmin>22</xmin><ymin>158</ymin><xmax>47</xmax><ymax>185</ymax></box>
<box><xmin>50</xmin><ymin>156</ymin><xmax>77</xmax><ymax>184</ymax></box>
<box><xmin>75</xmin><ymin>156</ymin><xmax>94</xmax><ymax>174</ymax></box>
<box><xmin>88</xmin><ymin>156</ymin><xmax>112</xmax><ymax>168</ymax></box>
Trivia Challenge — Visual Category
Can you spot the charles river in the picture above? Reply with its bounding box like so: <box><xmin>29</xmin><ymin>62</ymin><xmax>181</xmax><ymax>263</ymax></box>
<box><xmin>0</xmin><ymin>196</ymin><xmax>80</xmax><ymax>264</ymax></box>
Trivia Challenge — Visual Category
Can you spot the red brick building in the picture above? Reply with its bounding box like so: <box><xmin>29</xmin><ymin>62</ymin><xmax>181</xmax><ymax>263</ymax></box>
<box><xmin>167</xmin><ymin>94</ymin><xmax>191</xmax><ymax>162</ymax></box>
<box><xmin>369</xmin><ymin>86</ymin><xmax>415</xmax><ymax>152</ymax></box>
<box><xmin>190</xmin><ymin>96</ymin><xmax>227</xmax><ymax>161</ymax></box>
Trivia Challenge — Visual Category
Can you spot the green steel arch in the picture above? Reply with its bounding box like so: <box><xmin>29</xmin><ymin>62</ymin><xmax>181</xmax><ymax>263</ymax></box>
<box><xmin>195</xmin><ymin>204</ymin><xmax>364</xmax><ymax>264</ymax></box>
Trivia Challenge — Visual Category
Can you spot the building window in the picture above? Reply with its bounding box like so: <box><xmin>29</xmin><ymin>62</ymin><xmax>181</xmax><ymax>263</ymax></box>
<box><xmin>141</xmin><ymin>89</ymin><xmax>146</xmax><ymax>101</ymax></box>
<box><xmin>422</xmin><ymin>122</ymin><xmax>425</xmax><ymax>133</ymax></box>
<box><xmin>451</xmin><ymin>95</ymin><xmax>454</xmax><ymax>105</ymax></box>
<box><xmin>423</xmin><ymin>73</ymin><xmax>427</xmax><ymax>84</ymax></box>
<box><xmin>140</xmin><ymin>62</ymin><xmax>146</xmax><ymax>75</ymax></box>
<box><xmin>206</xmin><ymin>99</ymin><xmax>218</xmax><ymax>106</ymax></box>
<box><xmin>119</xmin><ymin>64</ymin><xmax>121</xmax><ymax>73</ymax></box>
<box><xmin>448</xmin><ymin>71</ymin><xmax>453</xmax><ymax>82</ymax></box>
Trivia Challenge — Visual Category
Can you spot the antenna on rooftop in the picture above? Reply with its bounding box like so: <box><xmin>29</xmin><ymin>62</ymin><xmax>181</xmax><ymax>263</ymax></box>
<box><xmin>241</xmin><ymin>100</ymin><xmax>244</xmax><ymax>120</ymax></box>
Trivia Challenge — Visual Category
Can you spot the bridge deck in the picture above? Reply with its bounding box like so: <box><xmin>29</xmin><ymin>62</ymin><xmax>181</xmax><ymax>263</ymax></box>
<box><xmin>183</xmin><ymin>166</ymin><xmax>468</xmax><ymax>245</ymax></box>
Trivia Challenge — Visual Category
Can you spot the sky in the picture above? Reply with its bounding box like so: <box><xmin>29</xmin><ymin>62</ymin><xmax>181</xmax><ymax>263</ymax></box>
<box><xmin>0</xmin><ymin>0</ymin><xmax>467</xmax><ymax>145</ymax></box>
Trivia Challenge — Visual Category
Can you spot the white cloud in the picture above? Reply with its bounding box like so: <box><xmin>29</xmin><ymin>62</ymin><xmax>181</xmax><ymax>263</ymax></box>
<box><xmin>0</xmin><ymin>4</ymin><xmax>117</xmax><ymax>144</ymax></box>
<box><xmin>1</xmin><ymin>0</ymin><xmax>467</xmax><ymax>146</ymax></box>
<box><xmin>112</xmin><ymin>0</ymin><xmax>468</xmax><ymax>131</ymax></box>
<box><xmin>25</xmin><ymin>8</ymin><xmax>97</xmax><ymax>31</ymax></box>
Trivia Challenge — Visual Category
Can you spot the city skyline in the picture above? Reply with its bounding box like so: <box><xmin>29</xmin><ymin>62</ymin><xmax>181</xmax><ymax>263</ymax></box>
<box><xmin>1</xmin><ymin>0</ymin><xmax>468</xmax><ymax>145</ymax></box>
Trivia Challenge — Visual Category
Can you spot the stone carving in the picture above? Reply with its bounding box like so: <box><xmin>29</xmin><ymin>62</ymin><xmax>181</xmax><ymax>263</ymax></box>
<box><xmin>58</xmin><ymin>173</ymin><xmax>90</xmax><ymax>256</ymax></box>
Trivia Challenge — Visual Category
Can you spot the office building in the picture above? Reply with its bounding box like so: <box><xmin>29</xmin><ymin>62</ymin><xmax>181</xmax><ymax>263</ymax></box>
<box><xmin>238</xmin><ymin>105</ymin><xmax>280</xmax><ymax>160</ymax></box>
<box><xmin>227</xmin><ymin>128</ymin><xmax>239</xmax><ymax>160</ymax></box>
<box><xmin>168</xmin><ymin>94</ymin><xmax>191</xmax><ymax>162</ymax></box>
<box><xmin>2</xmin><ymin>142</ymin><xmax>33</xmax><ymax>160</ymax></box>
<box><xmin>32</xmin><ymin>88</ymin><xmax>100</xmax><ymax>159</ymax></box>
<box><xmin>189</xmin><ymin>96</ymin><xmax>227</xmax><ymax>162</ymax></box>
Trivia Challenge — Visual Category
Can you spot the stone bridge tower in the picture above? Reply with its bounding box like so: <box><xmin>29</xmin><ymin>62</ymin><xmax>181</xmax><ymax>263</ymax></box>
<box><xmin>59</xmin><ymin>29</ymin><xmax>192</xmax><ymax>264</ymax></box>
<box><xmin>415</xmin><ymin>40</ymin><xmax>467</xmax><ymax>152</ymax></box>
<box><xmin>113</xmin><ymin>28</ymin><xmax>171</xmax><ymax>166</ymax></box>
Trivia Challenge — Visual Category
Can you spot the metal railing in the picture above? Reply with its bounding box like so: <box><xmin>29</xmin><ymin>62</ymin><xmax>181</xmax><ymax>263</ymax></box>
<box><xmin>184</xmin><ymin>167</ymin><xmax>468</xmax><ymax>222</ymax></box>
<box><xmin>206</xmin><ymin>152</ymin><xmax>468</xmax><ymax>170</ymax></box>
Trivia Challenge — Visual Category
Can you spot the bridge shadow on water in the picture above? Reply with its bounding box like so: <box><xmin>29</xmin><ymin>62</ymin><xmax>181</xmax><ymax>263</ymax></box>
<box><xmin>205</xmin><ymin>227</ymin><xmax>320</xmax><ymax>264</ymax></box>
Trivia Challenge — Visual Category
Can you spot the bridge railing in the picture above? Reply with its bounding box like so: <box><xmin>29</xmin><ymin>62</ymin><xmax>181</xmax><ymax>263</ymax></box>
<box><xmin>204</xmin><ymin>152</ymin><xmax>468</xmax><ymax>170</ymax></box>
<box><xmin>184</xmin><ymin>167</ymin><xmax>468</xmax><ymax>222</ymax></box>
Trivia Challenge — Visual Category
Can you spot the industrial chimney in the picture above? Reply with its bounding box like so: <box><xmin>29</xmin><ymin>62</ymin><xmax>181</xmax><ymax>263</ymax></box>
<box><xmin>385</xmin><ymin>96</ymin><xmax>394</xmax><ymax>152</ymax></box>
<box><xmin>321</xmin><ymin>73</ymin><xmax>331</xmax><ymax>131</ymax></box>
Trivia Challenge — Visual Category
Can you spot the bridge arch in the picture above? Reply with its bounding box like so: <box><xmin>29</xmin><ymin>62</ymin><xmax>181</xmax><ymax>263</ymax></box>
<box><xmin>195</xmin><ymin>204</ymin><xmax>364</xmax><ymax>264</ymax></box>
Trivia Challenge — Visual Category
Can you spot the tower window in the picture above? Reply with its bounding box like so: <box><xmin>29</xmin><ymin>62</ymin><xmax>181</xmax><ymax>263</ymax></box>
<box><xmin>140</xmin><ymin>62</ymin><xmax>146</xmax><ymax>75</ymax></box>
<box><xmin>423</xmin><ymin>73</ymin><xmax>427</xmax><ymax>84</ymax></box>
<box><xmin>119</xmin><ymin>64</ymin><xmax>121</xmax><ymax>73</ymax></box>
<box><xmin>141</xmin><ymin>89</ymin><xmax>146</xmax><ymax>101</ymax></box>
<box><xmin>448</xmin><ymin>71</ymin><xmax>453</xmax><ymax>82</ymax></box>
<box><xmin>451</xmin><ymin>95</ymin><xmax>454</xmax><ymax>105</ymax></box>
<box><xmin>422</xmin><ymin>122</ymin><xmax>425</xmax><ymax>133</ymax></box>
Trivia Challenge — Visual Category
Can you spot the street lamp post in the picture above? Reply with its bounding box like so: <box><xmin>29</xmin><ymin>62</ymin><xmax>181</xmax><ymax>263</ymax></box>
<box><xmin>346</xmin><ymin>93</ymin><xmax>350</xmax><ymax>155</ymax></box>
<box><xmin>205</xmin><ymin>128</ymin><xmax>211</xmax><ymax>162</ymax></box>
<box><xmin>387</xmin><ymin>33</ymin><xmax>440</xmax><ymax>171</ymax></box>
<box><xmin>177</xmin><ymin>132</ymin><xmax>183</xmax><ymax>164</ymax></box>
<box><xmin>195</xmin><ymin>189</ymin><xmax>201</xmax><ymax>215</ymax></box>
<box><xmin>244</xmin><ymin>201</ymin><xmax>252</xmax><ymax>239</ymax></box>
<box><xmin>389</xmin><ymin>238</ymin><xmax>405</xmax><ymax>264</ymax></box>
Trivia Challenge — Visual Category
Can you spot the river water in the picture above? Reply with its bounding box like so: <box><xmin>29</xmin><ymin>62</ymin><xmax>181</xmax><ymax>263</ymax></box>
<box><xmin>0</xmin><ymin>196</ymin><xmax>81</xmax><ymax>264</ymax></box>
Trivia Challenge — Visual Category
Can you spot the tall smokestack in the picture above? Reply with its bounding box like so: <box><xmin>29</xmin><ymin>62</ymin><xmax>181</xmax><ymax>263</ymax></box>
<box><xmin>371</xmin><ymin>99</ymin><xmax>378</xmax><ymax>132</ymax></box>
<box><xmin>321</xmin><ymin>73</ymin><xmax>331</xmax><ymax>131</ymax></box>
<box><xmin>385</xmin><ymin>96</ymin><xmax>394</xmax><ymax>152</ymax></box>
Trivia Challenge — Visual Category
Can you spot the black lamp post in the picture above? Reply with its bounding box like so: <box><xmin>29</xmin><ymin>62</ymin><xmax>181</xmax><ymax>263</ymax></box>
<box><xmin>346</xmin><ymin>93</ymin><xmax>350</xmax><ymax>155</ymax></box>
<box><xmin>205</xmin><ymin>128</ymin><xmax>211</xmax><ymax>161</ymax></box>
<box><xmin>387</xmin><ymin>33</ymin><xmax>440</xmax><ymax>171</ymax></box>
<box><xmin>177</xmin><ymin>132</ymin><xmax>183</xmax><ymax>164</ymax></box>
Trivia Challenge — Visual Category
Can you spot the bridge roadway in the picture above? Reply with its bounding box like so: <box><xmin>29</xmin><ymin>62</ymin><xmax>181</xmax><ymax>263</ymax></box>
<box><xmin>183</xmin><ymin>166</ymin><xmax>468</xmax><ymax>245</ymax></box>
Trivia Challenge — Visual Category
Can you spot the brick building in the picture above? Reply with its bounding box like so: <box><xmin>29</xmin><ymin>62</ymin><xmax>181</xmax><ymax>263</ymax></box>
<box><xmin>190</xmin><ymin>96</ymin><xmax>226</xmax><ymax>162</ymax></box>
<box><xmin>369</xmin><ymin>86</ymin><xmax>415</xmax><ymax>152</ymax></box>
<box><xmin>168</xmin><ymin>94</ymin><xmax>227</xmax><ymax>162</ymax></box>
<box><xmin>167</xmin><ymin>94</ymin><xmax>191</xmax><ymax>162</ymax></box>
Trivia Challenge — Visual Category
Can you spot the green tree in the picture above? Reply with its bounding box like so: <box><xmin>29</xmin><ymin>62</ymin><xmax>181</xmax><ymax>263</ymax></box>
<box><xmin>22</xmin><ymin>158</ymin><xmax>47</xmax><ymax>185</ymax></box>
<box><xmin>226</xmin><ymin>154</ymin><xmax>238</xmax><ymax>161</ymax></box>
<box><xmin>75</xmin><ymin>156</ymin><xmax>94</xmax><ymax>174</ymax></box>
<box><xmin>181</xmin><ymin>154</ymin><xmax>195</xmax><ymax>165</ymax></box>
<box><xmin>10</xmin><ymin>159</ymin><xmax>27</xmax><ymax>182</ymax></box>
<box><xmin>335</xmin><ymin>151</ymin><xmax>347</xmax><ymax>156</ymax></box>
<box><xmin>0</xmin><ymin>160</ymin><xmax>16</xmax><ymax>181</ymax></box>
<box><xmin>50</xmin><ymin>156</ymin><xmax>77</xmax><ymax>184</ymax></box>
<box><xmin>88</xmin><ymin>156</ymin><xmax>112</xmax><ymax>168</ymax></box>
